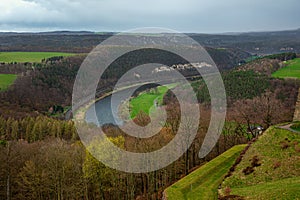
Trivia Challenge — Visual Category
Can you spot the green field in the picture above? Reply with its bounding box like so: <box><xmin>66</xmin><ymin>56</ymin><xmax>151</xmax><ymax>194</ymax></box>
<box><xmin>165</xmin><ymin>145</ymin><xmax>247</xmax><ymax>200</ymax></box>
<box><xmin>129</xmin><ymin>84</ymin><xmax>176</xmax><ymax>118</ymax></box>
<box><xmin>0</xmin><ymin>52</ymin><xmax>76</xmax><ymax>63</ymax></box>
<box><xmin>272</xmin><ymin>58</ymin><xmax>300</xmax><ymax>79</ymax></box>
<box><xmin>0</xmin><ymin>74</ymin><xmax>17</xmax><ymax>91</ymax></box>
<box><xmin>221</xmin><ymin>127</ymin><xmax>300</xmax><ymax>199</ymax></box>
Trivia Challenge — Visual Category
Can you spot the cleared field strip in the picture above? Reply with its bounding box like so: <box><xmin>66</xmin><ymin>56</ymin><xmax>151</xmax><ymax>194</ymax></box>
<box><xmin>165</xmin><ymin>144</ymin><xmax>246</xmax><ymax>200</ymax></box>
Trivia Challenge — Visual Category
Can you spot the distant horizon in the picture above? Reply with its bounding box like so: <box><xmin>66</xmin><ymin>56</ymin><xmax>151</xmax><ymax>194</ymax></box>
<box><xmin>0</xmin><ymin>27</ymin><xmax>299</xmax><ymax>35</ymax></box>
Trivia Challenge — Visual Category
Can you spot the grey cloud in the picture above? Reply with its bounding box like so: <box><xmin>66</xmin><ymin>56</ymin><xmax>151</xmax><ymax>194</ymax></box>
<box><xmin>1</xmin><ymin>0</ymin><xmax>300</xmax><ymax>32</ymax></box>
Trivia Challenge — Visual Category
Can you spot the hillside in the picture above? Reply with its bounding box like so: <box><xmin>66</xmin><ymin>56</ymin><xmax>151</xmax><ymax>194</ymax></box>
<box><xmin>220</xmin><ymin>127</ymin><xmax>300</xmax><ymax>199</ymax></box>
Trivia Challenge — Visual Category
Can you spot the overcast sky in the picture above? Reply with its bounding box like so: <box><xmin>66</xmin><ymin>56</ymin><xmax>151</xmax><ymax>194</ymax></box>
<box><xmin>1</xmin><ymin>0</ymin><xmax>300</xmax><ymax>33</ymax></box>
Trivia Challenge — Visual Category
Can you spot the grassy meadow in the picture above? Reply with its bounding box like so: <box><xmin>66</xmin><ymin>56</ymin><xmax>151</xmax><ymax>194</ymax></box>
<box><xmin>129</xmin><ymin>84</ymin><xmax>176</xmax><ymax>118</ymax></box>
<box><xmin>0</xmin><ymin>52</ymin><xmax>75</xmax><ymax>63</ymax></box>
<box><xmin>272</xmin><ymin>58</ymin><xmax>300</xmax><ymax>79</ymax></box>
<box><xmin>229</xmin><ymin>177</ymin><xmax>300</xmax><ymax>199</ymax></box>
<box><xmin>0</xmin><ymin>74</ymin><xmax>17</xmax><ymax>91</ymax></box>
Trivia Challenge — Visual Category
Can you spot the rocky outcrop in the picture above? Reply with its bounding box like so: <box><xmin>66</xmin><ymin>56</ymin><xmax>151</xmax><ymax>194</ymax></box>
<box><xmin>293</xmin><ymin>88</ymin><xmax>300</xmax><ymax>121</ymax></box>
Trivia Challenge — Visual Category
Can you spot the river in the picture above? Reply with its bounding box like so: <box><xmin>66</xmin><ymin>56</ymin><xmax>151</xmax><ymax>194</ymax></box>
<box><xmin>85</xmin><ymin>89</ymin><xmax>127</xmax><ymax>127</ymax></box>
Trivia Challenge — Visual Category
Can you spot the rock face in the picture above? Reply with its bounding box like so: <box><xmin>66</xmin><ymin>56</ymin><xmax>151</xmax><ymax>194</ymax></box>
<box><xmin>293</xmin><ymin>88</ymin><xmax>300</xmax><ymax>121</ymax></box>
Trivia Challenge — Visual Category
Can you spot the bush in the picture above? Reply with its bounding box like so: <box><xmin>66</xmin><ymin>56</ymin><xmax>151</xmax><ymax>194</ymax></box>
<box><xmin>242</xmin><ymin>155</ymin><xmax>261</xmax><ymax>175</ymax></box>
<box><xmin>273</xmin><ymin>161</ymin><xmax>281</xmax><ymax>169</ymax></box>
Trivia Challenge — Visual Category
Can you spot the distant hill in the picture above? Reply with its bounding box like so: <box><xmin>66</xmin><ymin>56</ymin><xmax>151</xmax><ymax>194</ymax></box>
<box><xmin>239</xmin><ymin>28</ymin><xmax>300</xmax><ymax>37</ymax></box>
<box><xmin>189</xmin><ymin>28</ymin><xmax>300</xmax><ymax>54</ymax></box>
<box><xmin>0</xmin><ymin>32</ymin><xmax>252</xmax><ymax>70</ymax></box>
<box><xmin>0</xmin><ymin>31</ymin><xmax>96</xmax><ymax>35</ymax></box>
<box><xmin>1</xmin><ymin>28</ymin><xmax>300</xmax><ymax>54</ymax></box>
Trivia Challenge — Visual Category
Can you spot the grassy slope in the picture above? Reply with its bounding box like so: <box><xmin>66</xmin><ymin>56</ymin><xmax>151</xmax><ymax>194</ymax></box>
<box><xmin>0</xmin><ymin>74</ymin><xmax>17</xmax><ymax>91</ymax></box>
<box><xmin>165</xmin><ymin>144</ymin><xmax>247</xmax><ymax>200</ymax></box>
<box><xmin>0</xmin><ymin>52</ymin><xmax>75</xmax><ymax>63</ymax></box>
<box><xmin>129</xmin><ymin>84</ymin><xmax>176</xmax><ymax>118</ymax></box>
<box><xmin>231</xmin><ymin>177</ymin><xmax>300</xmax><ymax>200</ymax></box>
<box><xmin>221</xmin><ymin>127</ymin><xmax>300</xmax><ymax>199</ymax></box>
<box><xmin>272</xmin><ymin>58</ymin><xmax>300</xmax><ymax>79</ymax></box>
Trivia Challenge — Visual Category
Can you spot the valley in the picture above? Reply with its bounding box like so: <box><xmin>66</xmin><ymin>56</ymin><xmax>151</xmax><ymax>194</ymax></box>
<box><xmin>0</xmin><ymin>30</ymin><xmax>299</xmax><ymax>200</ymax></box>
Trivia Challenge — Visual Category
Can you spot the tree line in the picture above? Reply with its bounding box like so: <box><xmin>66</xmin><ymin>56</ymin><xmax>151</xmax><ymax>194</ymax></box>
<box><xmin>0</xmin><ymin>116</ymin><xmax>77</xmax><ymax>142</ymax></box>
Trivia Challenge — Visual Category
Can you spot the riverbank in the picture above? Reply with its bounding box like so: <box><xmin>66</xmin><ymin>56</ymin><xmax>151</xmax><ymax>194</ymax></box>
<box><xmin>73</xmin><ymin>82</ymin><xmax>171</xmax><ymax>124</ymax></box>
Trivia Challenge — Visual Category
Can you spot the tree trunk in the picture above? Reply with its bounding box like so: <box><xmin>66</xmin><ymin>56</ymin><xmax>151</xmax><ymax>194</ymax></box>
<box><xmin>185</xmin><ymin>150</ymin><xmax>189</xmax><ymax>175</ymax></box>
<box><xmin>6</xmin><ymin>174</ymin><xmax>10</xmax><ymax>200</ymax></box>
<box><xmin>6</xmin><ymin>141</ymin><xmax>10</xmax><ymax>200</ymax></box>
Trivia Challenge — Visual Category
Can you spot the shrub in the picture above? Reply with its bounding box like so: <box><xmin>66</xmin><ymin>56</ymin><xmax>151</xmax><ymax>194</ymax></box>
<box><xmin>280</xmin><ymin>141</ymin><xmax>290</xmax><ymax>149</ymax></box>
<box><xmin>251</xmin><ymin>155</ymin><xmax>261</xmax><ymax>167</ymax></box>
<box><xmin>243</xmin><ymin>166</ymin><xmax>255</xmax><ymax>175</ymax></box>
<box><xmin>242</xmin><ymin>155</ymin><xmax>261</xmax><ymax>175</ymax></box>
<box><xmin>273</xmin><ymin>161</ymin><xmax>281</xmax><ymax>169</ymax></box>
<box><xmin>224</xmin><ymin>187</ymin><xmax>231</xmax><ymax>196</ymax></box>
